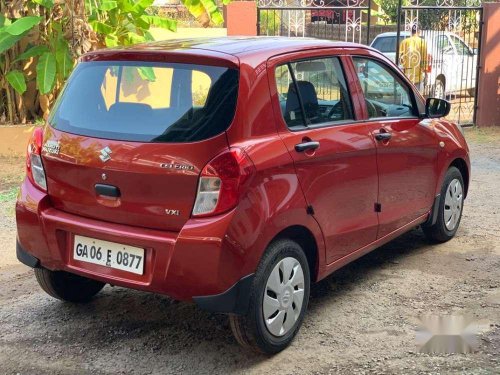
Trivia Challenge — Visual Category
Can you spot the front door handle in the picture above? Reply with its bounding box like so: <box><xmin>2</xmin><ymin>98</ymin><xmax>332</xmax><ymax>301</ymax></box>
<box><xmin>374</xmin><ymin>131</ymin><xmax>392</xmax><ymax>141</ymax></box>
<box><xmin>295</xmin><ymin>141</ymin><xmax>320</xmax><ymax>153</ymax></box>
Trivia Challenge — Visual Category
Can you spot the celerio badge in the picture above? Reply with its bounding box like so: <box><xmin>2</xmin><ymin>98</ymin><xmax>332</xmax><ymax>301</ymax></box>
<box><xmin>99</xmin><ymin>146</ymin><xmax>112</xmax><ymax>162</ymax></box>
<box><xmin>42</xmin><ymin>140</ymin><xmax>60</xmax><ymax>155</ymax></box>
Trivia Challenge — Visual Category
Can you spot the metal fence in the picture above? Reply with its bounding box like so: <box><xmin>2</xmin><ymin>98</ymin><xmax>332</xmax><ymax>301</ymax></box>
<box><xmin>257</xmin><ymin>0</ymin><xmax>483</xmax><ymax>125</ymax></box>
<box><xmin>257</xmin><ymin>0</ymin><xmax>375</xmax><ymax>43</ymax></box>
<box><xmin>396</xmin><ymin>1</ymin><xmax>482</xmax><ymax>125</ymax></box>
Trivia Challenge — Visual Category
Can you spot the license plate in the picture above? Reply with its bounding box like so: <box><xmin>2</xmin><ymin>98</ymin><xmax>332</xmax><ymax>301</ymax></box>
<box><xmin>73</xmin><ymin>235</ymin><xmax>145</xmax><ymax>275</ymax></box>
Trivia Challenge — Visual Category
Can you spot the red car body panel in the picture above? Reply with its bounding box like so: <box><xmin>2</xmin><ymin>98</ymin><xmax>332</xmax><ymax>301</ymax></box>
<box><xmin>16</xmin><ymin>37</ymin><xmax>470</xmax><ymax>308</ymax></box>
<box><xmin>42</xmin><ymin>126</ymin><xmax>229</xmax><ymax>232</ymax></box>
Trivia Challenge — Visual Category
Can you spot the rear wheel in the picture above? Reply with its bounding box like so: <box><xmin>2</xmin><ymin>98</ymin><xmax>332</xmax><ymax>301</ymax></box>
<box><xmin>423</xmin><ymin>167</ymin><xmax>464</xmax><ymax>243</ymax></box>
<box><xmin>35</xmin><ymin>268</ymin><xmax>105</xmax><ymax>303</ymax></box>
<box><xmin>229</xmin><ymin>239</ymin><xmax>310</xmax><ymax>354</ymax></box>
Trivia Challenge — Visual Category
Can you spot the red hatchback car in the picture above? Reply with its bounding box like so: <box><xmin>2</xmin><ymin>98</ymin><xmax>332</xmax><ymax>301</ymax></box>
<box><xmin>16</xmin><ymin>37</ymin><xmax>470</xmax><ymax>353</ymax></box>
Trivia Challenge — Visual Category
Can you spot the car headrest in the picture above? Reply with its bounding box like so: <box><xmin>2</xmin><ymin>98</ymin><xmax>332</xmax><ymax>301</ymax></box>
<box><xmin>295</xmin><ymin>61</ymin><xmax>327</xmax><ymax>73</ymax></box>
<box><xmin>285</xmin><ymin>81</ymin><xmax>319</xmax><ymax>121</ymax></box>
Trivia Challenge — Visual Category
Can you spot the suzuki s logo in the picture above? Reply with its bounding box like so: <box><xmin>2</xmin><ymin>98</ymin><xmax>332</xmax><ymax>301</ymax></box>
<box><xmin>99</xmin><ymin>146</ymin><xmax>112</xmax><ymax>162</ymax></box>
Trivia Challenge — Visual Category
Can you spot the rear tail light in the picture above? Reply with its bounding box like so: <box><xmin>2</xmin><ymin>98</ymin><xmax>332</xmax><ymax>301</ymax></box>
<box><xmin>26</xmin><ymin>127</ymin><xmax>47</xmax><ymax>192</ymax></box>
<box><xmin>192</xmin><ymin>148</ymin><xmax>255</xmax><ymax>217</ymax></box>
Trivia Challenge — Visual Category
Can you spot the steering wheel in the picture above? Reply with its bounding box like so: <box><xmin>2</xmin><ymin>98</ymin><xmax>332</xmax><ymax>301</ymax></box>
<box><xmin>327</xmin><ymin>101</ymin><xmax>343</xmax><ymax>119</ymax></box>
<box><xmin>365</xmin><ymin>99</ymin><xmax>378</xmax><ymax>118</ymax></box>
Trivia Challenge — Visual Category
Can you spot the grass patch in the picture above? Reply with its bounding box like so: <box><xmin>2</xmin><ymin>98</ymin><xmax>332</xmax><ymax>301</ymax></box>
<box><xmin>0</xmin><ymin>187</ymin><xmax>18</xmax><ymax>203</ymax></box>
<box><xmin>0</xmin><ymin>187</ymin><xmax>18</xmax><ymax>219</ymax></box>
<box><xmin>463</xmin><ymin>126</ymin><xmax>500</xmax><ymax>144</ymax></box>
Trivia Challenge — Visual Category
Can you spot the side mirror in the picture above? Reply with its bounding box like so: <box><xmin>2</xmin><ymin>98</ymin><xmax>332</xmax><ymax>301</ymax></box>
<box><xmin>425</xmin><ymin>97</ymin><xmax>451</xmax><ymax>118</ymax></box>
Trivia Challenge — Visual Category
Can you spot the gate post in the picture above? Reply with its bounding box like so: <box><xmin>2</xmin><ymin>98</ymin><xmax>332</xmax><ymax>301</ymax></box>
<box><xmin>366</xmin><ymin>0</ymin><xmax>372</xmax><ymax>45</ymax></box>
<box><xmin>395</xmin><ymin>0</ymin><xmax>403</xmax><ymax>66</ymax></box>
<box><xmin>226</xmin><ymin>1</ymin><xmax>258</xmax><ymax>36</ymax></box>
<box><xmin>476</xmin><ymin>2</ymin><xmax>500</xmax><ymax>127</ymax></box>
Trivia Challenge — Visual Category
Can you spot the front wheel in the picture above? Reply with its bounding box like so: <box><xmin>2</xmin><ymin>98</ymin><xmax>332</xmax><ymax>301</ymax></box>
<box><xmin>423</xmin><ymin>166</ymin><xmax>464</xmax><ymax>243</ymax></box>
<box><xmin>229</xmin><ymin>239</ymin><xmax>310</xmax><ymax>354</ymax></box>
<box><xmin>35</xmin><ymin>268</ymin><xmax>105</xmax><ymax>303</ymax></box>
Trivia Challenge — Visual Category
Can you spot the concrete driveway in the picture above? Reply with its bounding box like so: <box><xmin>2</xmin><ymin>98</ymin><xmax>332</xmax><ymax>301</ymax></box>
<box><xmin>0</xmin><ymin>128</ymin><xmax>499</xmax><ymax>374</ymax></box>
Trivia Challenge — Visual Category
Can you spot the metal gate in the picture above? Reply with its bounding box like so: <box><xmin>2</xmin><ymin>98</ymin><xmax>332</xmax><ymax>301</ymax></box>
<box><xmin>395</xmin><ymin>1</ymin><xmax>482</xmax><ymax>125</ymax></box>
<box><xmin>257</xmin><ymin>0</ymin><xmax>483</xmax><ymax>126</ymax></box>
<box><xmin>257</xmin><ymin>0</ymin><xmax>375</xmax><ymax>44</ymax></box>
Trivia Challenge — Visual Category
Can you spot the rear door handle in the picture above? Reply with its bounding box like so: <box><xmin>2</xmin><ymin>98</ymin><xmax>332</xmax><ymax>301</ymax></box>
<box><xmin>374</xmin><ymin>132</ymin><xmax>392</xmax><ymax>141</ymax></box>
<box><xmin>295</xmin><ymin>141</ymin><xmax>320</xmax><ymax>152</ymax></box>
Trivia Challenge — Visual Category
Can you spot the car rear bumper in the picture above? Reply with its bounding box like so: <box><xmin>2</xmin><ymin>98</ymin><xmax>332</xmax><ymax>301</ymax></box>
<box><xmin>16</xmin><ymin>177</ymin><xmax>253</xmax><ymax>313</ymax></box>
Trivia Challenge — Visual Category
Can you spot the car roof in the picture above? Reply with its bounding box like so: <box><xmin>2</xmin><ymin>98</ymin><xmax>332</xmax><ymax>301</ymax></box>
<box><xmin>373</xmin><ymin>32</ymin><xmax>411</xmax><ymax>38</ymax></box>
<box><xmin>374</xmin><ymin>31</ymin><xmax>456</xmax><ymax>38</ymax></box>
<box><xmin>83</xmin><ymin>36</ymin><xmax>373</xmax><ymax>65</ymax></box>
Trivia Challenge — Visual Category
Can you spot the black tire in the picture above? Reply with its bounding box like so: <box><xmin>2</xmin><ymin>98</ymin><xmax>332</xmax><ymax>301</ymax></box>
<box><xmin>35</xmin><ymin>268</ymin><xmax>105</xmax><ymax>303</ymax></box>
<box><xmin>423</xmin><ymin>166</ymin><xmax>464</xmax><ymax>243</ymax></box>
<box><xmin>229</xmin><ymin>239</ymin><xmax>310</xmax><ymax>354</ymax></box>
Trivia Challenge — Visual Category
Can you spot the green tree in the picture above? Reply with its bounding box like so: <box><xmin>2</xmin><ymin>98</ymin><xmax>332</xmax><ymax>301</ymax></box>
<box><xmin>1</xmin><ymin>0</ymin><xmax>231</xmax><ymax>123</ymax></box>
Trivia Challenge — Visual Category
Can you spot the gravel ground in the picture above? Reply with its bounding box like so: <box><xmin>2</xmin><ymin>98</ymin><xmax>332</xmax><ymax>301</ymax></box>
<box><xmin>0</xmin><ymin>128</ymin><xmax>499</xmax><ymax>375</ymax></box>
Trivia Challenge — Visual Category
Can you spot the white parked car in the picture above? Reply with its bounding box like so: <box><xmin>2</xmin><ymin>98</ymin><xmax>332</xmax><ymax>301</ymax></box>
<box><xmin>370</xmin><ymin>31</ymin><xmax>477</xmax><ymax>98</ymax></box>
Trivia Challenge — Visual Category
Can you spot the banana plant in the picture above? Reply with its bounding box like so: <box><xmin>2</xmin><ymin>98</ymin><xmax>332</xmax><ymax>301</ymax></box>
<box><xmin>0</xmin><ymin>15</ymin><xmax>42</xmax><ymax>95</ymax></box>
<box><xmin>1</xmin><ymin>3</ymin><xmax>73</xmax><ymax>96</ymax></box>
<box><xmin>85</xmin><ymin>0</ymin><xmax>177</xmax><ymax>47</ymax></box>
<box><xmin>182</xmin><ymin>0</ymin><xmax>232</xmax><ymax>26</ymax></box>
<box><xmin>35</xmin><ymin>19</ymin><xmax>73</xmax><ymax>95</ymax></box>
<box><xmin>85</xmin><ymin>0</ymin><xmax>231</xmax><ymax>48</ymax></box>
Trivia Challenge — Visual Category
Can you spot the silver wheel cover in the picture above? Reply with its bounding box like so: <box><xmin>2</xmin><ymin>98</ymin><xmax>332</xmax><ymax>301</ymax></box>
<box><xmin>263</xmin><ymin>257</ymin><xmax>305</xmax><ymax>337</ymax></box>
<box><xmin>444</xmin><ymin>178</ymin><xmax>463</xmax><ymax>231</ymax></box>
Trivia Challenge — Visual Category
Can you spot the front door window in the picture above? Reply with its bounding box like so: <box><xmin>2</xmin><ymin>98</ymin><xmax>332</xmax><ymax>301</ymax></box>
<box><xmin>352</xmin><ymin>57</ymin><xmax>417</xmax><ymax>119</ymax></box>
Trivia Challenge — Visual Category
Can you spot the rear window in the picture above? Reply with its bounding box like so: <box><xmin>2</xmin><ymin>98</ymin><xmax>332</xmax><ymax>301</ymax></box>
<box><xmin>49</xmin><ymin>61</ymin><xmax>239</xmax><ymax>142</ymax></box>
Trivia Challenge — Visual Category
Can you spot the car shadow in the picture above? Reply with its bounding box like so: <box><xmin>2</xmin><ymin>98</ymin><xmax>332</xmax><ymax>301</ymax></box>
<box><xmin>308</xmin><ymin>228</ymin><xmax>432</xmax><ymax>310</ymax></box>
<box><xmin>19</xmin><ymin>228</ymin><xmax>434</xmax><ymax>372</ymax></box>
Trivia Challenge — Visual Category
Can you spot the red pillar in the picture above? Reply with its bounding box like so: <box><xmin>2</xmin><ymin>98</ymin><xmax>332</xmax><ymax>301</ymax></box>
<box><xmin>476</xmin><ymin>2</ymin><xmax>500</xmax><ymax>127</ymax></box>
<box><xmin>226</xmin><ymin>1</ymin><xmax>257</xmax><ymax>37</ymax></box>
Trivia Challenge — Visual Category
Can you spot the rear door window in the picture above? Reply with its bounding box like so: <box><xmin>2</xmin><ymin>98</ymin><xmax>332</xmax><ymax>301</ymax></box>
<box><xmin>275</xmin><ymin>57</ymin><xmax>354</xmax><ymax>129</ymax></box>
<box><xmin>50</xmin><ymin>62</ymin><xmax>239</xmax><ymax>143</ymax></box>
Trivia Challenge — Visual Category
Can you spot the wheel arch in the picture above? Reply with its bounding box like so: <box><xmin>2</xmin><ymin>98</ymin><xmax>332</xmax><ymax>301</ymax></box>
<box><xmin>271</xmin><ymin>225</ymin><xmax>320</xmax><ymax>283</ymax></box>
<box><xmin>449</xmin><ymin>157</ymin><xmax>469</xmax><ymax>198</ymax></box>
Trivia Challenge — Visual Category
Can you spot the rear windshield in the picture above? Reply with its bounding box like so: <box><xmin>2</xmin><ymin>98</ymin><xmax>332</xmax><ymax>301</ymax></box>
<box><xmin>49</xmin><ymin>61</ymin><xmax>239</xmax><ymax>142</ymax></box>
<box><xmin>372</xmin><ymin>36</ymin><xmax>406</xmax><ymax>53</ymax></box>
